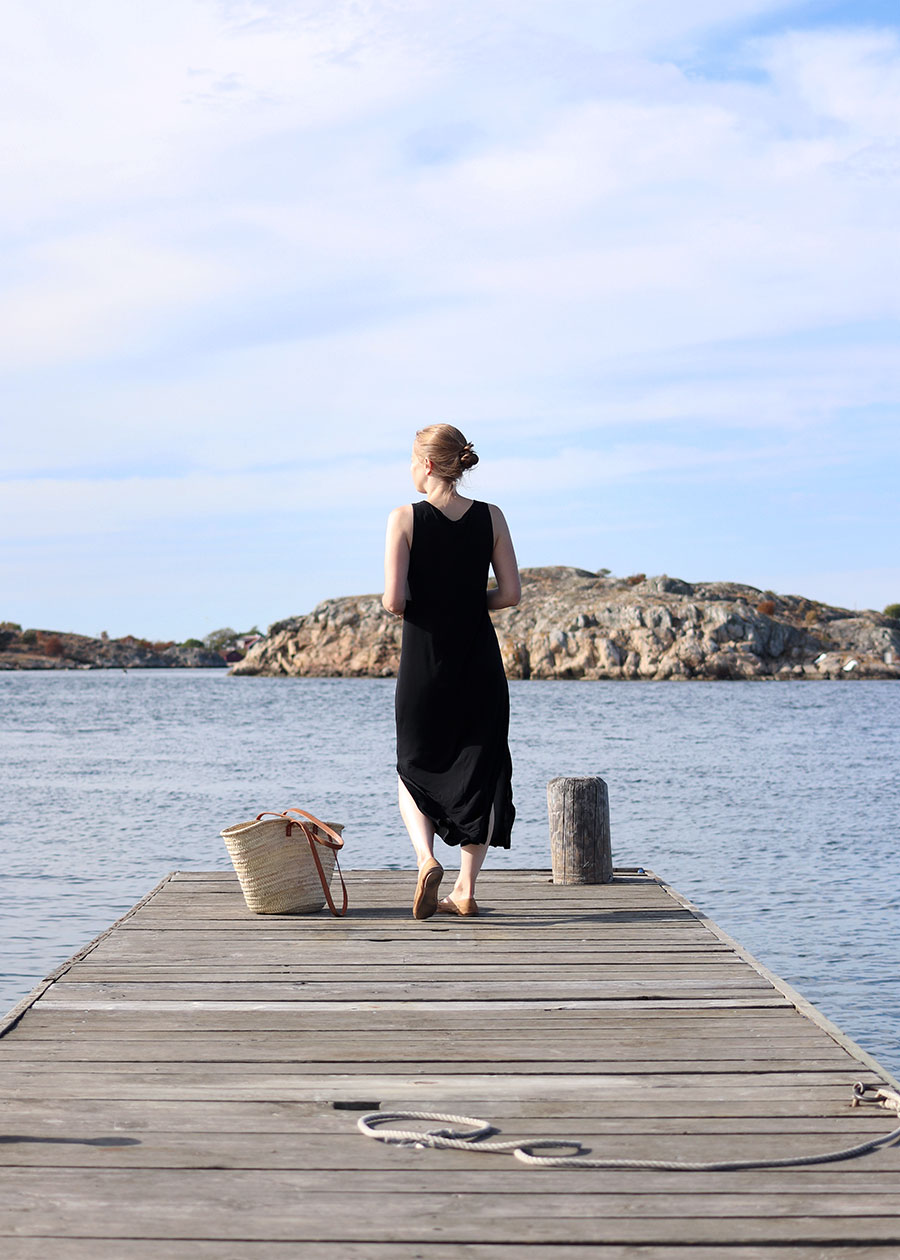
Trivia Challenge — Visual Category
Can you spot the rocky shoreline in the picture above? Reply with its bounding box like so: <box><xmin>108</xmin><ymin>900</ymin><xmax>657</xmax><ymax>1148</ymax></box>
<box><xmin>232</xmin><ymin>567</ymin><xmax>900</xmax><ymax>681</ymax></box>
<box><xmin>0</xmin><ymin>627</ymin><xmax>226</xmax><ymax>671</ymax></box>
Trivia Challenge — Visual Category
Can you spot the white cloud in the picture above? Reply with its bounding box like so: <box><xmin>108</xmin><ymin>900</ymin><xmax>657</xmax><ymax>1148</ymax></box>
<box><xmin>759</xmin><ymin>27</ymin><xmax>900</xmax><ymax>133</ymax></box>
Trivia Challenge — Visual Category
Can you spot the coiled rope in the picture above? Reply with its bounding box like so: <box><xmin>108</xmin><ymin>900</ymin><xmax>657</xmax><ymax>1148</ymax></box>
<box><xmin>358</xmin><ymin>1083</ymin><xmax>900</xmax><ymax>1172</ymax></box>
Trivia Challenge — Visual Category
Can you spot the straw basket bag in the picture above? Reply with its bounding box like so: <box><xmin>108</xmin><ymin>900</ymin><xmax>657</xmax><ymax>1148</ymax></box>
<box><xmin>221</xmin><ymin>807</ymin><xmax>348</xmax><ymax>916</ymax></box>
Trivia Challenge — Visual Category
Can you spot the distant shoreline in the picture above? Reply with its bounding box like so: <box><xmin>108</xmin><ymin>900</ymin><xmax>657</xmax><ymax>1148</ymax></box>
<box><xmin>0</xmin><ymin>626</ymin><xmax>225</xmax><ymax>672</ymax></box>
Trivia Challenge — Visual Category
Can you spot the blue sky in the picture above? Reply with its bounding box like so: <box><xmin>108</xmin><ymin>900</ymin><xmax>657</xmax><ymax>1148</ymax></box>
<box><xmin>2</xmin><ymin>0</ymin><xmax>898</xmax><ymax>640</ymax></box>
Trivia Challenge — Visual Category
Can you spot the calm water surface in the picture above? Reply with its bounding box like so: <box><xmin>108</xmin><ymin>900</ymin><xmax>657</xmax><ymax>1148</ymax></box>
<box><xmin>1</xmin><ymin>671</ymin><xmax>897</xmax><ymax>1074</ymax></box>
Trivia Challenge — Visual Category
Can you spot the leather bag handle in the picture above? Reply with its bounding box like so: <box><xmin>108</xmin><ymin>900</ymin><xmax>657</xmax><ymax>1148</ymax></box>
<box><xmin>295</xmin><ymin>820</ymin><xmax>349</xmax><ymax>917</ymax></box>
<box><xmin>281</xmin><ymin>807</ymin><xmax>345</xmax><ymax>851</ymax></box>
<box><xmin>281</xmin><ymin>809</ymin><xmax>348</xmax><ymax>917</ymax></box>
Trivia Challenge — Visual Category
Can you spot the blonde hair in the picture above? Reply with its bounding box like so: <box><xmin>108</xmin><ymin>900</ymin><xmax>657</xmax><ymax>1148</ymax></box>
<box><xmin>414</xmin><ymin>424</ymin><xmax>479</xmax><ymax>483</ymax></box>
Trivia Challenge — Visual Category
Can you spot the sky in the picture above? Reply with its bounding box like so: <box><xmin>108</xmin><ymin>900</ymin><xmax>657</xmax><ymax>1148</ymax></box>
<box><xmin>2</xmin><ymin>0</ymin><xmax>898</xmax><ymax>641</ymax></box>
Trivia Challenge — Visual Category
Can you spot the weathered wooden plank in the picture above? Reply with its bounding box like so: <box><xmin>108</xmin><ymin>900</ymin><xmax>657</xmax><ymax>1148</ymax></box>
<box><xmin>35</xmin><ymin>979</ymin><xmax>776</xmax><ymax>1004</ymax></box>
<box><xmin>0</xmin><ymin>1071</ymin><xmax>875</xmax><ymax>1104</ymax></box>
<box><xmin>127</xmin><ymin>912</ymin><xmax>693</xmax><ymax>921</ymax></box>
<box><xmin>88</xmin><ymin>932</ymin><xmax>733</xmax><ymax>947</ymax></box>
<box><xmin>6</xmin><ymin>1171</ymin><xmax>900</xmax><ymax>1243</ymax></box>
<box><xmin>14</xmin><ymin>1007</ymin><xmax>814</xmax><ymax>1032</ymax></box>
<box><xmin>79</xmin><ymin>947</ymin><xmax>738</xmax><ymax>964</ymax></box>
<box><xmin>35</xmin><ymin>995</ymin><xmax>783</xmax><ymax>1017</ymax></box>
<box><xmin>0</xmin><ymin>1052</ymin><xmax>861</xmax><ymax>1075</ymax></box>
<box><xmin>47</xmin><ymin>967</ymin><xmax>766</xmax><ymax>986</ymax></box>
<box><xmin>10</xmin><ymin>1030</ymin><xmax>832</xmax><ymax>1055</ymax></box>
<box><xmin>86</xmin><ymin>927</ymin><xmax>733</xmax><ymax>945</ymax></box>
<box><xmin>4</xmin><ymin>1038</ymin><xmax>850</xmax><ymax>1066</ymax></box>
<box><xmin>0</xmin><ymin>1091</ymin><xmax>879</xmax><ymax>1118</ymax></box>
<box><xmin>114</xmin><ymin>923</ymin><xmax>716</xmax><ymax>939</ymax></box>
<box><xmin>123</xmin><ymin>886</ymin><xmax>690</xmax><ymax>904</ymax></box>
<box><xmin>0</xmin><ymin>1097</ymin><xmax>889</xmax><ymax>1136</ymax></box>
<box><xmin>4</xmin><ymin>1146</ymin><xmax>900</xmax><ymax>1191</ymax></box>
<box><xmin>163</xmin><ymin>871</ymin><xmax>630</xmax><ymax>887</ymax></box>
<box><xmin>5</xmin><ymin>1129</ymin><xmax>900</xmax><ymax>1174</ymax></box>
<box><xmin>1</xmin><ymin>1245</ymin><xmax>896</xmax><ymax>1260</ymax></box>
<box><xmin>15</xmin><ymin>997</ymin><xmax>809</xmax><ymax>1017</ymax></box>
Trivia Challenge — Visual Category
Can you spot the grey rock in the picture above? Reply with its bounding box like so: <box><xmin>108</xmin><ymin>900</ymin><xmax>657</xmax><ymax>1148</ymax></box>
<box><xmin>230</xmin><ymin>567</ymin><xmax>900</xmax><ymax>682</ymax></box>
<box><xmin>637</xmin><ymin>575</ymin><xmax>695</xmax><ymax>596</ymax></box>
<box><xmin>821</xmin><ymin>618</ymin><xmax>900</xmax><ymax>657</ymax></box>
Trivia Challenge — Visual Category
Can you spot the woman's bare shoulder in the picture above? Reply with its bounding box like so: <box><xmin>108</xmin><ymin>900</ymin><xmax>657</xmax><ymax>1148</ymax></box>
<box><xmin>486</xmin><ymin>502</ymin><xmax>510</xmax><ymax>530</ymax></box>
<box><xmin>387</xmin><ymin>503</ymin><xmax>415</xmax><ymax>539</ymax></box>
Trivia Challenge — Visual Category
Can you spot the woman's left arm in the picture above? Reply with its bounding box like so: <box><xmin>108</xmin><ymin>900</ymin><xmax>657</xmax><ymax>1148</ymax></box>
<box><xmin>383</xmin><ymin>505</ymin><xmax>412</xmax><ymax>616</ymax></box>
<box><xmin>487</xmin><ymin>505</ymin><xmax>521</xmax><ymax>610</ymax></box>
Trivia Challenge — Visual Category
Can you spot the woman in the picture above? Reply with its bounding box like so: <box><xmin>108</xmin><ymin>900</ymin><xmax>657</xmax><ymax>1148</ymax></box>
<box><xmin>383</xmin><ymin>425</ymin><xmax>521</xmax><ymax>920</ymax></box>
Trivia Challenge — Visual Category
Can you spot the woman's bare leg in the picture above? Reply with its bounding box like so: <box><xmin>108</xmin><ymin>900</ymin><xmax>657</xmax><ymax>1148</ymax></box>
<box><xmin>451</xmin><ymin>841</ymin><xmax>489</xmax><ymax>901</ymax></box>
<box><xmin>398</xmin><ymin>777</ymin><xmax>437</xmax><ymax>869</ymax></box>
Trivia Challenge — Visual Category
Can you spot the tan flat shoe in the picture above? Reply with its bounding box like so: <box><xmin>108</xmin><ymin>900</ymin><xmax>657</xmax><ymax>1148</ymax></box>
<box><xmin>412</xmin><ymin>859</ymin><xmax>443</xmax><ymax>920</ymax></box>
<box><xmin>437</xmin><ymin>894</ymin><xmax>478</xmax><ymax>917</ymax></box>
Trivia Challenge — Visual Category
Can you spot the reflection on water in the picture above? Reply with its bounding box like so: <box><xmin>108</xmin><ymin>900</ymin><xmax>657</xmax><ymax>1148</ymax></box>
<box><xmin>1</xmin><ymin>671</ymin><xmax>898</xmax><ymax>1073</ymax></box>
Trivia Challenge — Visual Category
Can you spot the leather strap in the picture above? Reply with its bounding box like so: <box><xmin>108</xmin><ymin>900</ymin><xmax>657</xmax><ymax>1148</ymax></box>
<box><xmin>281</xmin><ymin>808</ymin><xmax>348</xmax><ymax>917</ymax></box>
<box><xmin>297</xmin><ymin>820</ymin><xmax>349</xmax><ymax>917</ymax></box>
<box><xmin>282</xmin><ymin>807</ymin><xmax>345</xmax><ymax>851</ymax></box>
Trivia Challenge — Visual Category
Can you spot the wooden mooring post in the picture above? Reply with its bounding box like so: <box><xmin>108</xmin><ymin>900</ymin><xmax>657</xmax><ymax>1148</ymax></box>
<box><xmin>547</xmin><ymin>774</ymin><xmax>612</xmax><ymax>884</ymax></box>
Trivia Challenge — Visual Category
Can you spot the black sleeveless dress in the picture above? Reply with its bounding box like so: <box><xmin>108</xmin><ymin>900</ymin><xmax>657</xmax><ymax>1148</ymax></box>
<box><xmin>395</xmin><ymin>499</ymin><xmax>514</xmax><ymax>848</ymax></box>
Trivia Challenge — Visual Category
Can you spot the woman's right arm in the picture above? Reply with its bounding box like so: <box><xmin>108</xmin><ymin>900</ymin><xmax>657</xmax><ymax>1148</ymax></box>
<box><xmin>383</xmin><ymin>505</ymin><xmax>413</xmax><ymax>616</ymax></box>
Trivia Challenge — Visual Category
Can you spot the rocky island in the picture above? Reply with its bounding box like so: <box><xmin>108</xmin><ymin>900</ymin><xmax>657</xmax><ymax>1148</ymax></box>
<box><xmin>232</xmin><ymin>567</ymin><xmax>900</xmax><ymax>681</ymax></box>
<box><xmin>0</xmin><ymin>626</ymin><xmax>226</xmax><ymax>670</ymax></box>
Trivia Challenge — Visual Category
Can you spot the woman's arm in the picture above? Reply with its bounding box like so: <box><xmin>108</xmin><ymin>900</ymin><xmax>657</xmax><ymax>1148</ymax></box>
<box><xmin>383</xmin><ymin>505</ymin><xmax>413</xmax><ymax>616</ymax></box>
<box><xmin>487</xmin><ymin>505</ymin><xmax>521</xmax><ymax>610</ymax></box>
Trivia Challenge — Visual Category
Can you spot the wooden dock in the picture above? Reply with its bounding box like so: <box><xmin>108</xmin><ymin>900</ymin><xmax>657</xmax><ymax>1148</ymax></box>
<box><xmin>2</xmin><ymin>868</ymin><xmax>900</xmax><ymax>1257</ymax></box>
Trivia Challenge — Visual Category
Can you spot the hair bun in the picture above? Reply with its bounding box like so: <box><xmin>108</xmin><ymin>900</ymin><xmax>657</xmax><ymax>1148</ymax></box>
<box><xmin>459</xmin><ymin>441</ymin><xmax>478</xmax><ymax>470</ymax></box>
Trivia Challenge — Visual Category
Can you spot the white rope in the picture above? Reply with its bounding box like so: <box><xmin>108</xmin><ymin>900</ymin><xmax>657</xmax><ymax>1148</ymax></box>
<box><xmin>358</xmin><ymin>1085</ymin><xmax>900</xmax><ymax>1173</ymax></box>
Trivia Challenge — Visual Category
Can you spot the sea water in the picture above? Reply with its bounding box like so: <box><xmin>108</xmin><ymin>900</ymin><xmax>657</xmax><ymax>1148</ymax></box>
<box><xmin>1</xmin><ymin>670</ymin><xmax>898</xmax><ymax>1074</ymax></box>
